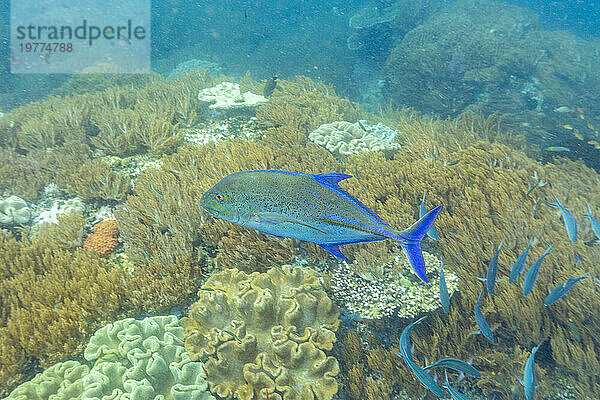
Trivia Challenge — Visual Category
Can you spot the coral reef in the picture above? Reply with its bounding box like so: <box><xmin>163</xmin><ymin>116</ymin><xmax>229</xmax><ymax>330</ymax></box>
<box><xmin>347</xmin><ymin>0</ymin><xmax>443</xmax><ymax>53</ymax></box>
<box><xmin>308</xmin><ymin>120</ymin><xmax>401</xmax><ymax>159</ymax></box>
<box><xmin>0</xmin><ymin>195</ymin><xmax>31</xmax><ymax>226</ymax></box>
<box><xmin>330</xmin><ymin>251</ymin><xmax>459</xmax><ymax>320</ymax></box>
<box><xmin>0</xmin><ymin>215</ymin><xmax>204</xmax><ymax>396</ymax></box>
<box><xmin>181</xmin><ymin>266</ymin><xmax>340</xmax><ymax>400</ymax></box>
<box><xmin>59</xmin><ymin>160</ymin><xmax>132</xmax><ymax>202</ymax></box>
<box><xmin>5</xmin><ymin>316</ymin><xmax>214</xmax><ymax>400</ymax></box>
<box><xmin>335</xmin><ymin>126</ymin><xmax>600</xmax><ymax>397</ymax></box>
<box><xmin>0</xmin><ymin>149</ymin><xmax>51</xmax><ymax>200</ymax></box>
<box><xmin>382</xmin><ymin>0</ymin><xmax>600</xmax><ymax>171</ymax></box>
<box><xmin>34</xmin><ymin>197</ymin><xmax>86</xmax><ymax>225</ymax></box>
<box><xmin>198</xmin><ymin>82</ymin><xmax>266</xmax><ymax>109</ymax></box>
<box><xmin>83</xmin><ymin>219</ymin><xmax>120</xmax><ymax>258</ymax></box>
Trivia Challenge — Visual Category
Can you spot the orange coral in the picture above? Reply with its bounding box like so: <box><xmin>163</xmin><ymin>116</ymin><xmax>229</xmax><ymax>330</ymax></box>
<box><xmin>83</xmin><ymin>220</ymin><xmax>119</xmax><ymax>257</ymax></box>
<box><xmin>92</xmin><ymin>219</ymin><xmax>119</xmax><ymax>237</ymax></box>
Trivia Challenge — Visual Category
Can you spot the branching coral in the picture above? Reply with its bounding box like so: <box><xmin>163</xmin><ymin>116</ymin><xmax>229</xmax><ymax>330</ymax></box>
<box><xmin>59</xmin><ymin>160</ymin><xmax>132</xmax><ymax>202</ymax></box>
<box><xmin>330</xmin><ymin>251</ymin><xmax>458</xmax><ymax>319</ymax></box>
<box><xmin>256</xmin><ymin>76</ymin><xmax>364</xmax><ymax>136</ymax></box>
<box><xmin>181</xmin><ymin>266</ymin><xmax>340</xmax><ymax>400</ymax></box>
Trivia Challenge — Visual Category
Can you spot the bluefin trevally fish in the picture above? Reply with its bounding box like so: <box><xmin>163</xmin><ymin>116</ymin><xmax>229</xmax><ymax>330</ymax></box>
<box><xmin>585</xmin><ymin>203</ymin><xmax>600</xmax><ymax>242</ymax></box>
<box><xmin>509</xmin><ymin>238</ymin><xmax>533</xmax><ymax>284</ymax></box>
<box><xmin>547</xmin><ymin>194</ymin><xmax>577</xmax><ymax>242</ymax></box>
<box><xmin>200</xmin><ymin>170</ymin><xmax>441</xmax><ymax>282</ymax></box>
<box><xmin>420</xmin><ymin>190</ymin><xmax>438</xmax><ymax>240</ymax></box>
<box><xmin>522</xmin><ymin>343</ymin><xmax>541</xmax><ymax>400</ymax></box>
<box><xmin>423</xmin><ymin>357</ymin><xmax>481</xmax><ymax>378</ymax></box>
<box><xmin>392</xmin><ymin>348</ymin><xmax>445</xmax><ymax>398</ymax></box>
<box><xmin>399</xmin><ymin>316</ymin><xmax>427</xmax><ymax>362</ymax></box>
<box><xmin>472</xmin><ymin>289</ymin><xmax>494</xmax><ymax>343</ymax></box>
<box><xmin>544</xmin><ymin>273</ymin><xmax>589</xmax><ymax>306</ymax></box>
<box><xmin>478</xmin><ymin>241</ymin><xmax>503</xmax><ymax>295</ymax></box>
<box><xmin>443</xmin><ymin>370</ymin><xmax>472</xmax><ymax>400</ymax></box>
<box><xmin>439</xmin><ymin>258</ymin><xmax>450</xmax><ymax>314</ymax></box>
<box><xmin>523</xmin><ymin>246</ymin><xmax>552</xmax><ymax>297</ymax></box>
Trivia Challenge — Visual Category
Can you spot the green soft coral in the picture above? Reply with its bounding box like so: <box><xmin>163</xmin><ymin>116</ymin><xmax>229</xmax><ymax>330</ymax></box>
<box><xmin>5</xmin><ymin>316</ymin><xmax>214</xmax><ymax>400</ymax></box>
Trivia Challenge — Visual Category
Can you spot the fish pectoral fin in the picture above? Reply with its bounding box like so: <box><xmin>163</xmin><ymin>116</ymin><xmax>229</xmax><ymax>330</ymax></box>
<box><xmin>254</xmin><ymin>212</ymin><xmax>326</xmax><ymax>233</ymax></box>
<box><xmin>319</xmin><ymin>243</ymin><xmax>348</xmax><ymax>261</ymax></box>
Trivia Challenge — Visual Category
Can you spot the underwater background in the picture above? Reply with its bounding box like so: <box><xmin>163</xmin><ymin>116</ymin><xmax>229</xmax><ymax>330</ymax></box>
<box><xmin>1</xmin><ymin>0</ymin><xmax>600</xmax><ymax>399</ymax></box>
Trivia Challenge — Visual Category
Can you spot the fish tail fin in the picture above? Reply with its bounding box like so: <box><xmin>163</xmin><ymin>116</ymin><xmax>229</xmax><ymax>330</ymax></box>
<box><xmin>396</xmin><ymin>205</ymin><xmax>442</xmax><ymax>283</ymax></box>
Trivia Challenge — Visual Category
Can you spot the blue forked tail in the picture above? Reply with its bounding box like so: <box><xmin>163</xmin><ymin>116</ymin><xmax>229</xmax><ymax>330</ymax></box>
<box><xmin>396</xmin><ymin>205</ymin><xmax>442</xmax><ymax>283</ymax></box>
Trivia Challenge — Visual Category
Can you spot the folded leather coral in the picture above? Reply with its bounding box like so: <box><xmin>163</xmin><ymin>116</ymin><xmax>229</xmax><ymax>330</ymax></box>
<box><xmin>181</xmin><ymin>266</ymin><xmax>340</xmax><ymax>400</ymax></box>
<box><xmin>5</xmin><ymin>316</ymin><xmax>214</xmax><ymax>400</ymax></box>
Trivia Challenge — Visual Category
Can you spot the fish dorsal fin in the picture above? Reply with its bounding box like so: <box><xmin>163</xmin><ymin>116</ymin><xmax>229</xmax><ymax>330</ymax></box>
<box><xmin>312</xmin><ymin>173</ymin><xmax>391</xmax><ymax>228</ymax></box>
<box><xmin>313</xmin><ymin>173</ymin><xmax>352</xmax><ymax>187</ymax></box>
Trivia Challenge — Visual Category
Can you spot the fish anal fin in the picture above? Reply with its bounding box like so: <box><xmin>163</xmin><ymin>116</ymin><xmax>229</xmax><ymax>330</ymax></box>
<box><xmin>319</xmin><ymin>243</ymin><xmax>348</xmax><ymax>261</ymax></box>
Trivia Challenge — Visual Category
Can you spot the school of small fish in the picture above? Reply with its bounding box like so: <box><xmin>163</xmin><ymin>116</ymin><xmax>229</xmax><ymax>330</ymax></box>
<box><xmin>404</xmin><ymin>193</ymin><xmax>593</xmax><ymax>398</ymax></box>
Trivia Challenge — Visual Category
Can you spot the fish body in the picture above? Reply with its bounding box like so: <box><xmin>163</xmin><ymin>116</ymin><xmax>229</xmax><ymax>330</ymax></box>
<box><xmin>585</xmin><ymin>203</ymin><xmax>600</xmax><ymax>241</ymax></box>
<box><xmin>554</xmin><ymin>106</ymin><xmax>571</xmax><ymax>113</ymax></box>
<box><xmin>544</xmin><ymin>146</ymin><xmax>570</xmax><ymax>152</ymax></box>
<box><xmin>439</xmin><ymin>261</ymin><xmax>450</xmax><ymax>314</ymax></box>
<box><xmin>523</xmin><ymin>246</ymin><xmax>552</xmax><ymax>297</ymax></box>
<box><xmin>393</xmin><ymin>350</ymin><xmax>445</xmax><ymax>397</ymax></box>
<box><xmin>478</xmin><ymin>241</ymin><xmax>503</xmax><ymax>295</ymax></box>
<box><xmin>523</xmin><ymin>344</ymin><xmax>541</xmax><ymax>400</ymax></box>
<box><xmin>200</xmin><ymin>170</ymin><xmax>441</xmax><ymax>282</ymax></box>
<box><xmin>443</xmin><ymin>371</ymin><xmax>472</xmax><ymax>400</ymax></box>
<box><xmin>509</xmin><ymin>239</ymin><xmax>533</xmax><ymax>284</ymax></box>
<box><xmin>399</xmin><ymin>316</ymin><xmax>427</xmax><ymax>362</ymax></box>
<box><xmin>423</xmin><ymin>357</ymin><xmax>481</xmax><ymax>378</ymax></box>
<box><xmin>572</xmin><ymin>130</ymin><xmax>584</xmax><ymax>140</ymax></box>
<box><xmin>419</xmin><ymin>190</ymin><xmax>438</xmax><ymax>240</ymax></box>
<box><xmin>547</xmin><ymin>195</ymin><xmax>577</xmax><ymax>242</ymax></box>
<box><xmin>473</xmin><ymin>289</ymin><xmax>494</xmax><ymax>343</ymax></box>
<box><xmin>263</xmin><ymin>76</ymin><xmax>278</xmax><ymax>97</ymax></box>
<box><xmin>544</xmin><ymin>273</ymin><xmax>589</xmax><ymax>306</ymax></box>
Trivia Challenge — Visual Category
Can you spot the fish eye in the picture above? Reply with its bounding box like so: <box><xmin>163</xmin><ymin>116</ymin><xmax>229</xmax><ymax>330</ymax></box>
<box><xmin>215</xmin><ymin>193</ymin><xmax>225</xmax><ymax>202</ymax></box>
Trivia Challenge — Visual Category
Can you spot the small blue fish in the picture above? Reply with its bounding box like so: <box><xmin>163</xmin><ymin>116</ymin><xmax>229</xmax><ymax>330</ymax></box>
<box><xmin>585</xmin><ymin>203</ymin><xmax>600</xmax><ymax>242</ymax></box>
<box><xmin>200</xmin><ymin>171</ymin><xmax>441</xmax><ymax>282</ymax></box>
<box><xmin>423</xmin><ymin>357</ymin><xmax>481</xmax><ymax>378</ymax></box>
<box><xmin>420</xmin><ymin>190</ymin><xmax>438</xmax><ymax>241</ymax></box>
<box><xmin>399</xmin><ymin>316</ymin><xmax>427</xmax><ymax>362</ymax></box>
<box><xmin>393</xmin><ymin>349</ymin><xmax>445</xmax><ymax>397</ymax></box>
<box><xmin>544</xmin><ymin>273</ymin><xmax>589</xmax><ymax>306</ymax></box>
<box><xmin>547</xmin><ymin>195</ymin><xmax>577</xmax><ymax>242</ymax></box>
<box><xmin>478</xmin><ymin>241</ymin><xmax>503</xmax><ymax>295</ymax></box>
<box><xmin>509</xmin><ymin>238</ymin><xmax>533</xmax><ymax>284</ymax></box>
<box><xmin>523</xmin><ymin>246</ymin><xmax>552</xmax><ymax>297</ymax></box>
<box><xmin>472</xmin><ymin>289</ymin><xmax>494</xmax><ymax>343</ymax></box>
<box><xmin>523</xmin><ymin>343</ymin><xmax>541</xmax><ymax>400</ymax></box>
<box><xmin>443</xmin><ymin>370</ymin><xmax>472</xmax><ymax>400</ymax></box>
<box><xmin>439</xmin><ymin>259</ymin><xmax>450</xmax><ymax>314</ymax></box>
